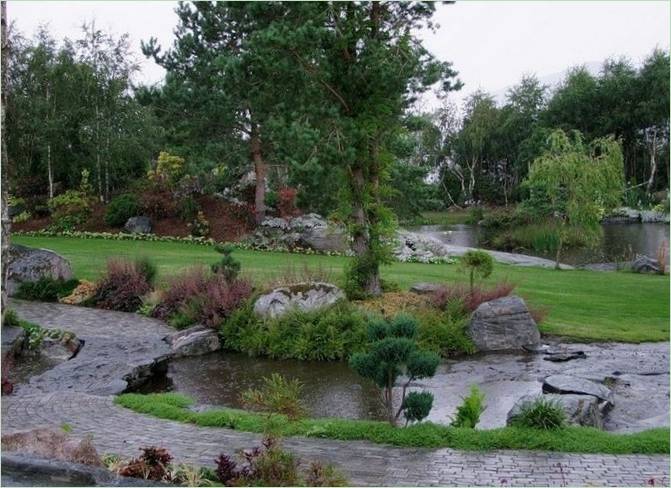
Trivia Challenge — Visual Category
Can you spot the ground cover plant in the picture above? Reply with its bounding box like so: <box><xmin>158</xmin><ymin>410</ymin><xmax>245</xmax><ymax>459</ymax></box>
<box><xmin>12</xmin><ymin>235</ymin><xmax>670</xmax><ymax>342</ymax></box>
<box><xmin>14</xmin><ymin>277</ymin><xmax>80</xmax><ymax>302</ymax></box>
<box><xmin>115</xmin><ymin>393</ymin><xmax>670</xmax><ymax>455</ymax></box>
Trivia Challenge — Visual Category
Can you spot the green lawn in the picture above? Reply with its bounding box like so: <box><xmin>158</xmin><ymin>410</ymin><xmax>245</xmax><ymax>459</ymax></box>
<box><xmin>116</xmin><ymin>393</ymin><xmax>669</xmax><ymax>454</ymax></box>
<box><xmin>13</xmin><ymin>235</ymin><xmax>669</xmax><ymax>342</ymax></box>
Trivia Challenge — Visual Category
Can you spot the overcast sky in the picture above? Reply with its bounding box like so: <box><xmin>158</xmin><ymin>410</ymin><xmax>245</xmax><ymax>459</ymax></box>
<box><xmin>7</xmin><ymin>1</ymin><xmax>670</xmax><ymax>107</ymax></box>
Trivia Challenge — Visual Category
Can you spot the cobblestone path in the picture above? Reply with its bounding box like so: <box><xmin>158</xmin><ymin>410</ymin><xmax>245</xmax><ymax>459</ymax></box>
<box><xmin>3</xmin><ymin>301</ymin><xmax>669</xmax><ymax>486</ymax></box>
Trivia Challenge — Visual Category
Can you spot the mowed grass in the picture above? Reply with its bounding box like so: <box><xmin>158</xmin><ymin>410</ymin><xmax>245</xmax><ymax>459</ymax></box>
<box><xmin>115</xmin><ymin>393</ymin><xmax>670</xmax><ymax>454</ymax></box>
<box><xmin>13</xmin><ymin>235</ymin><xmax>669</xmax><ymax>342</ymax></box>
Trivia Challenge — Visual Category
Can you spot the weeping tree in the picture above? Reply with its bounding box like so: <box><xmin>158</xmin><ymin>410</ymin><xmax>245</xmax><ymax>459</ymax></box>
<box><xmin>522</xmin><ymin>129</ymin><xmax>624</xmax><ymax>268</ymax></box>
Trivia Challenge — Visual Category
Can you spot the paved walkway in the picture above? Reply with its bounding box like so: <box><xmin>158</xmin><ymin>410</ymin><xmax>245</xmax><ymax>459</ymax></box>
<box><xmin>3</xmin><ymin>301</ymin><xmax>669</xmax><ymax>486</ymax></box>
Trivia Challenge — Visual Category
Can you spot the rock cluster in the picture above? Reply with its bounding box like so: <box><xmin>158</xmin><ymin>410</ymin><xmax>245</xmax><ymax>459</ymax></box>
<box><xmin>467</xmin><ymin>296</ymin><xmax>540</xmax><ymax>352</ymax></box>
<box><xmin>6</xmin><ymin>245</ymin><xmax>73</xmax><ymax>297</ymax></box>
<box><xmin>123</xmin><ymin>216</ymin><xmax>152</xmax><ymax>234</ymax></box>
<box><xmin>630</xmin><ymin>255</ymin><xmax>663</xmax><ymax>274</ymax></box>
<box><xmin>253</xmin><ymin>282</ymin><xmax>345</xmax><ymax>319</ymax></box>
<box><xmin>247</xmin><ymin>213</ymin><xmax>348</xmax><ymax>253</ymax></box>
<box><xmin>508</xmin><ymin>374</ymin><xmax>614</xmax><ymax>429</ymax></box>
<box><xmin>604</xmin><ymin>207</ymin><xmax>669</xmax><ymax>224</ymax></box>
<box><xmin>394</xmin><ymin>231</ymin><xmax>453</xmax><ymax>263</ymax></box>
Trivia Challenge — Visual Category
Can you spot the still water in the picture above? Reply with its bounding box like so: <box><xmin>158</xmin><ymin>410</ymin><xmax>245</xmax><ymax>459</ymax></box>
<box><xmin>407</xmin><ymin>222</ymin><xmax>669</xmax><ymax>266</ymax></box>
<box><xmin>160</xmin><ymin>343</ymin><xmax>669</xmax><ymax>432</ymax></box>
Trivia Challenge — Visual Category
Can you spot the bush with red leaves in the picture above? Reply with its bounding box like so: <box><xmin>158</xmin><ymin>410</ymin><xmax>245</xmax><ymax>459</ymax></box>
<box><xmin>119</xmin><ymin>446</ymin><xmax>173</xmax><ymax>482</ymax></box>
<box><xmin>92</xmin><ymin>259</ymin><xmax>153</xmax><ymax>312</ymax></box>
<box><xmin>277</xmin><ymin>187</ymin><xmax>299</xmax><ymax>218</ymax></box>
<box><xmin>152</xmin><ymin>267</ymin><xmax>252</xmax><ymax>328</ymax></box>
<box><xmin>432</xmin><ymin>282</ymin><xmax>516</xmax><ymax>314</ymax></box>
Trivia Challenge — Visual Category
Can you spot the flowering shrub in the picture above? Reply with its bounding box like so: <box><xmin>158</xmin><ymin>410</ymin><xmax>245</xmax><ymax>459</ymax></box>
<box><xmin>432</xmin><ymin>282</ymin><xmax>516</xmax><ymax>314</ymax></box>
<box><xmin>188</xmin><ymin>211</ymin><xmax>210</xmax><ymax>237</ymax></box>
<box><xmin>92</xmin><ymin>259</ymin><xmax>154</xmax><ymax>312</ymax></box>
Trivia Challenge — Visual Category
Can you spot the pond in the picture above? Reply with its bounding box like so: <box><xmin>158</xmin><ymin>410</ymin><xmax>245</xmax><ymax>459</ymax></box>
<box><xmin>407</xmin><ymin>222</ymin><xmax>669</xmax><ymax>266</ymax></box>
<box><xmin>157</xmin><ymin>342</ymin><xmax>669</xmax><ymax>433</ymax></box>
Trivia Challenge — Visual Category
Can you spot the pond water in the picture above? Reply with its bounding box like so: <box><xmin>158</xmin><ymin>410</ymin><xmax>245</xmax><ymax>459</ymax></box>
<box><xmin>407</xmin><ymin>222</ymin><xmax>669</xmax><ymax>266</ymax></box>
<box><xmin>160</xmin><ymin>342</ymin><xmax>669</xmax><ymax>433</ymax></box>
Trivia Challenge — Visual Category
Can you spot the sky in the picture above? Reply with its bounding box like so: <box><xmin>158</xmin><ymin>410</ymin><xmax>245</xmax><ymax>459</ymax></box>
<box><xmin>7</xmin><ymin>0</ymin><xmax>671</xmax><ymax>108</ymax></box>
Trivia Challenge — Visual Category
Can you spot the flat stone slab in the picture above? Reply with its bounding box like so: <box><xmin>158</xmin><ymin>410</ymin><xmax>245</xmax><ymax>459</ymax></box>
<box><xmin>543</xmin><ymin>374</ymin><xmax>613</xmax><ymax>403</ymax></box>
<box><xmin>409</xmin><ymin>282</ymin><xmax>443</xmax><ymax>295</ymax></box>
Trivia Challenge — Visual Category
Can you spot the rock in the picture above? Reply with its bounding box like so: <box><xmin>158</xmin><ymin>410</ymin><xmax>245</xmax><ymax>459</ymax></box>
<box><xmin>605</xmin><ymin>207</ymin><xmax>641</xmax><ymax>223</ymax></box>
<box><xmin>542</xmin><ymin>374</ymin><xmax>613</xmax><ymax>403</ymax></box>
<box><xmin>2</xmin><ymin>326</ymin><xmax>25</xmax><ymax>361</ymax></box>
<box><xmin>467</xmin><ymin>296</ymin><xmax>540</xmax><ymax>352</ymax></box>
<box><xmin>2</xmin><ymin>453</ymin><xmax>164</xmax><ymax>487</ymax></box>
<box><xmin>507</xmin><ymin>394</ymin><xmax>605</xmax><ymax>429</ymax></box>
<box><xmin>409</xmin><ymin>282</ymin><xmax>443</xmax><ymax>295</ymax></box>
<box><xmin>40</xmin><ymin>334</ymin><xmax>82</xmax><ymax>362</ymax></box>
<box><xmin>640</xmin><ymin>210</ymin><xmax>670</xmax><ymax>223</ymax></box>
<box><xmin>6</xmin><ymin>245</ymin><xmax>73</xmax><ymax>297</ymax></box>
<box><xmin>630</xmin><ymin>255</ymin><xmax>661</xmax><ymax>274</ymax></box>
<box><xmin>168</xmin><ymin>325</ymin><xmax>220</xmax><ymax>358</ymax></box>
<box><xmin>542</xmin><ymin>351</ymin><xmax>587</xmax><ymax>362</ymax></box>
<box><xmin>249</xmin><ymin>214</ymin><xmax>348</xmax><ymax>253</ymax></box>
<box><xmin>394</xmin><ymin>231</ymin><xmax>452</xmax><ymax>263</ymax></box>
<box><xmin>123</xmin><ymin>216</ymin><xmax>152</xmax><ymax>234</ymax></box>
<box><xmin>253</xmin><ymin>282</ymin><xmax>345</xmax><ymax>319</ymax></box>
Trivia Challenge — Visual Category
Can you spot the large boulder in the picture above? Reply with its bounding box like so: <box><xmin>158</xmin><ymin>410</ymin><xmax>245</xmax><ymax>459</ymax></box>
<box><xmin>542</xmin><ymin>374</ymin><xmax>613</xmax><ymax>403</ymax></box>
<box><xmin>630</xmin><ymin>255</ymin><xmax>661</xmax><ymax>274</ymax></box>
<box><xmin>394</xmin><ymin>231</ymin><xmax>451</xmax><ymax>263</ymax></box>
<box><xmin>123</xmin><ymin>216</ymin><xmax>152</xmax><ymax>234</ymax></box>
<box><xmin>253</xmin><ymin>282</ymin><xmax>345</xmax><ymax>319</ymax></box>
<box><xmin>6</xmin><ymin>245</ymin><xmax>73</xmax><ymax>297</ymax></box>
<box><xmin>467</xmin><ymin>296</ymin><xmax>540</xmax><ymax>352</ymax></box>
<box><xmin>507</xmin><ymin>394</ymin><xmax>605</xmax><ymax>429</ymax></box>
<box><xmin>168</xmin><ymin>325</ymin><xmax>220</xmax><ymax>358</ymax></box>
<box><xmin>2</xmin><ymin>428</ymin><xmax>102</xmax><ymax>467</ymax></box>
<box><xmin>604</xmin><ymin>207</ymin><xmax>641</xmax><ymax>223</ymax></box>
<box><xmin>640</xmin><ymin>210</ymin><xmax>670</xmax><ymax>223</ymax></box>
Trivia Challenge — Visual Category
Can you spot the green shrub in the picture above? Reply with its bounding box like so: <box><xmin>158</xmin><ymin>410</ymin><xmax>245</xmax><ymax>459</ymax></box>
<box><xmin>211</xmin><ymin>243</ymin><xmax>240</xmax><ymax>281</ymax></box>
<box><xmin>105</xmin><ymin>194</ymin><xmax>141</xmax><ymax>227</ymax></box>
<box><xmin>221</xmin><ymin>301</ymin><xmax>369</xmax><ymax>361</ymax></box>
<box><xmin>15</xmin><ymin>277</ymin><xmax>80</xmax><ymax>302</ymax></box>
<box><xmin>460</xmin><ymin>250</ymin><xmax>493</xmax><ymax>292</ymax></box>
<box><xmin>349</xmin><ymin>315</ymin><xmax>439</xmax><ymax>425</ymax></box>
<box><xmin>451</xmin><ymin>385</ymin><xmax>486</xmax><ymax>428</ymax></box>
<box><xmin>47</xmin><ymin>190</ymin><xmax>91</xmax><ymax>231</ymax></box>
<box><xmin>401</xmin><ymin>392</ymin><xmax>434</xmax><ymax>425</ymax></box>
<box><xmin>509</xmin><ymin>396</ymin><xmax>566</xmax><ymax>430</ymax></box>
<box><xmin>241</xmin><ymin>373</ymin><xmax>306</xmax><ymax>421</ymax></box>
<box><xmin>12</xmin><ymin>211</ymin><xmax>31</xmax><ymax>224</ymax></box>
<box><xmin>415</xmin><ymin>309</ymin><xmax>475</xmax><ymax>357</ymax></box>
<box><xmin>264</xmin><ymin>190</ymin><xmax>279</xmax><ymax>209</ymax></box>
<box><xmin>178</xmin><ymin>196</ymin><xmax>200</xmax><ymax>221</ymax></box>
<box><xmin>3</xmin><ymin>309</ymin><xmax>20</xmax><ymax>327</ymax></box>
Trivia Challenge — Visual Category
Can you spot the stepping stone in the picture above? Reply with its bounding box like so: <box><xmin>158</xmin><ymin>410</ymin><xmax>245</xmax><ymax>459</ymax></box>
<box><xmin>542</xmin><ymin>374</ymin><xmax>613</xmax><ymax>403</ymax></box>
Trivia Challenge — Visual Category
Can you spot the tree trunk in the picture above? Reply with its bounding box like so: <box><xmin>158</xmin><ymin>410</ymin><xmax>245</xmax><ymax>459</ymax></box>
<box><xmin>1</xmin><ymin>0</ymin><xmax>10</xmax><ymax>319</ymax></box>
<box><xmin>95</xmin><ymin>104</ymin><xmax>103</xmax><ymax>202</ymax></box>
<box><xmin>350</xmin><ymin>165</ymin><xmax>381</xmax><ymax>296</ymax></box>
<box><xmin>104</xmin><ymin>133</ymin><xmax>110</xmax><ymax>202</ymax></box>
<box><xmin>250</xmin><ymin>129</ymin><xmax>266</xmax><ymax>225</ymax></box>
<box><xmin>47</xmin><ymin>143</ymin><xmax>53</xmax><ymax>198</ymax></box>
<box><xmin>646</xmin><ymin>129</ymin><xmax>658</xmax><ymax>194</ymax></box>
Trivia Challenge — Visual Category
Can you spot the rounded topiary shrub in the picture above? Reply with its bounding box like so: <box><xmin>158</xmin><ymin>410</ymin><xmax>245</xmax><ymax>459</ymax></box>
<box><xmin>105</xmin><ymin>194</ymin><xmax>141</xmax><ymax>227</ymax></box>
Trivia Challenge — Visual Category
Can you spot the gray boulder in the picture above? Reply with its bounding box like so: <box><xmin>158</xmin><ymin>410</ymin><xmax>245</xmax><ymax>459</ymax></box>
<box><xmin>631</xmin><ymin>255</ymin><xmax>661</xmax><ymax>274</ymax></box>
<box><xmin>254</xmin><ymin>282</ymin><xmax>345</xmax><ymax>319</ymax></box>
<box><xmin>6</xmin><ymin>245</ymin><xmax>73</xmax><ymax>297</ymax></box>
<box><xmin>409</xmin><ymin>282</ymin><xmax>443</xmax><ymax>295</ymax></box>
<box><xmin>168</xmin><ymin>325</ymin><xmax>220</xmax><ymax>358</ymax></box>
<box><xmin>249</xmin><ymin>214</ymin><xmax>348</xmax><ymax>253</ymax></box>
<box><xmin>542</xmin><ymin>374</ymin><xmax>613</xmax><ymax>403</ymax></box>
<box><xmin>604</xmin><ymin>207</ymin><xmax>641</xmax><ymax>223</ymax></box>
<box><xmin>467</xmin><ymin>295</ymin><xmax>540</xmax><ymax>352</ymax></box>
<box><xmin>123</xmin><ymin>216</ymin><xmax>152</xmax><ymax>234</ymax></box>
<box><xmin>507</xmin><ymin>394</ymin><xmax>605</xmax><ymax>429</ymax></box>
<box><xmin>640</xmin><ymin>210</ymin><xmax>669</xmax><ymax>223</ymax></box>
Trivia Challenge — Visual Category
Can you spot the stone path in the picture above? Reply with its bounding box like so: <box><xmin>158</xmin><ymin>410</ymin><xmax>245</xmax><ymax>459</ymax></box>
<box><xmin>3</xmin><ymin>301</ymin><xmax>669</xmax><ymax>486</ymax></box>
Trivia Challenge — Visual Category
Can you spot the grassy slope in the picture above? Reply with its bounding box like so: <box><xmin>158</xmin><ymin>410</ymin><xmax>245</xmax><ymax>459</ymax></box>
<box><xmin>13</xmin><ymin>235</ymin><xmax>669</xmax><ymax>342</ymax></box>
<box><xmin>115</xmin><ymin>393</ymin><xmax>670</xmax><ymax>455</ymax></box>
